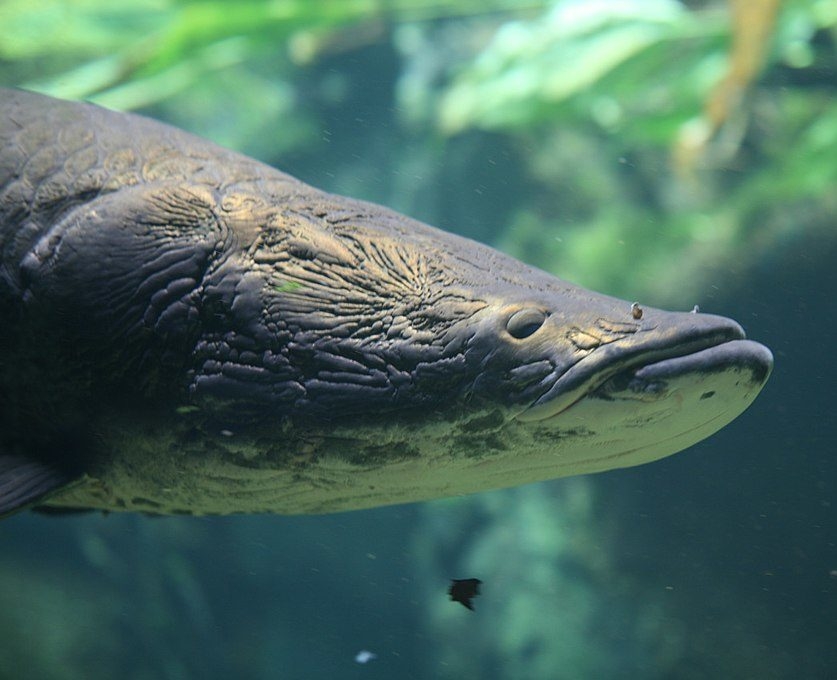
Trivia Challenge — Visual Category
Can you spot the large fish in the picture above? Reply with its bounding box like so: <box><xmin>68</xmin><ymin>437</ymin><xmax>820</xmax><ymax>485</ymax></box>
<box><xmin>0</xmin><ymin>88</ymin><xmax>772</xmax><ymax>517</ymax></box>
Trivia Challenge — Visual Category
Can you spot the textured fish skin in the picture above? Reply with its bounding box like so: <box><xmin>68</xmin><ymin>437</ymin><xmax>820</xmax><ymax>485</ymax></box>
<box><xmin>0</xmin><ymin>89</ymin><xmax>772</xmax><ymax>516</ymax></box>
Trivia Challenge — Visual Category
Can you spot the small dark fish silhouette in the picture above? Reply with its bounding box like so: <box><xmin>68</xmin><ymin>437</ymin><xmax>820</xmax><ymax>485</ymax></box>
<box><xmin>449</xmin><ymin>578</ymin><xmax>482</xmax><ymax>610</ymax></box>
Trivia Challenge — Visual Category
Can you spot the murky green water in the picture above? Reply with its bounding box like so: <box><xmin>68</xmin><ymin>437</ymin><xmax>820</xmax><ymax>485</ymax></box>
<box><xmin>1</xmin><ymin>2</ymin><xmax>835</xmax><ymax>678</ymax></box>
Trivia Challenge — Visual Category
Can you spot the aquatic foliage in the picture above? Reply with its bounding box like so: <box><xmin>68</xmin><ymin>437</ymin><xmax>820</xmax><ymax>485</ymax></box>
<box><xmin>396</xmin><ymin>0</ymin><xmax>837</xmax><ymax>300</ymax></box>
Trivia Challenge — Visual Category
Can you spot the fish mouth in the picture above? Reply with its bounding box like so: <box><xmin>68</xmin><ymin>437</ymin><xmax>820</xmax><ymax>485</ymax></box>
<box><xmin>517</xmin><ymin>314</ymin><xmax>773</xmax><ymax>422</ymax></box>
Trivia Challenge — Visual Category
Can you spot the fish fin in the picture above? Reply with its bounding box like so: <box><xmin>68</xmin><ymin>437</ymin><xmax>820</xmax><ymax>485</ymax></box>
<box><xmin>0</xmin><ymin>454</ymin><xmax>74</xmax><ymax>518</ymax></box>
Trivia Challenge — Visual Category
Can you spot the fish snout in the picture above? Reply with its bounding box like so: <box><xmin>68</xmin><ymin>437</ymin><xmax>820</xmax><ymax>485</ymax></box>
<box><xmin>515</xmin><ymin>305</ymin><xmax>761</xmax><ymax>422</ymax></box>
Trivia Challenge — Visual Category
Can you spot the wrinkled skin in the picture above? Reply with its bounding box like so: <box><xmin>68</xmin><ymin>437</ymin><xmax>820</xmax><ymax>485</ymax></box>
<box><xmin>0</xmin><ymin>89</ymin><xmax>772</xmax><ymax>516</ymax></box>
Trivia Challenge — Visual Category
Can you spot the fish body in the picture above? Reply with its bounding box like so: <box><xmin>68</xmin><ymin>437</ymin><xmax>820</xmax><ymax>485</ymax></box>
<box><xmin>0</xmin><ymin>89</ymin><xmax>772</xmax><ymax>517</ymax></box>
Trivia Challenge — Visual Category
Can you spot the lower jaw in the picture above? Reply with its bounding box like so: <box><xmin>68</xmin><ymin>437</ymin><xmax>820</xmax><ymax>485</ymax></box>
<box><xmin>516</xmin><ymin>339</ymin><xmax>772</xmax><ymax>424</ymax></box>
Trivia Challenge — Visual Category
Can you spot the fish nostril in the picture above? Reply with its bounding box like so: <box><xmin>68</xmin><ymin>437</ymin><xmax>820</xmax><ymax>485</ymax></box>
<box><xmin>506</xmin><ymin>308</ymin><xmax>547</xmax><ymax>340</ymax></box>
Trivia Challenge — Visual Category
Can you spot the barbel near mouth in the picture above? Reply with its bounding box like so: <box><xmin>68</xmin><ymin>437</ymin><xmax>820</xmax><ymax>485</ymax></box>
<box><xmin>516</xmin><ymin>317</ymin><xmax>750</xmax><ymax>423</ymax></box>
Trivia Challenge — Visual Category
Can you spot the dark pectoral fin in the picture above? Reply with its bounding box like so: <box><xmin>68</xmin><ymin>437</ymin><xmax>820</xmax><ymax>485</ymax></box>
<box><xmin>0</xmin><ymin>454</ymin><xmax>75</xmax><ymax>518</ymax></box>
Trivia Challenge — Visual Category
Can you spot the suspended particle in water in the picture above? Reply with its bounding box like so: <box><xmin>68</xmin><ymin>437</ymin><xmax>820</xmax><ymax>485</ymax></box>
<box><xmin>448</xmin><ymin>578</ymin><xmax>482</xmax><ymax>611</ymax></box>
<box><xmin>354</xmin><ymin>650</ymin><xmax>377</xmax><ymax>664</ymax></box>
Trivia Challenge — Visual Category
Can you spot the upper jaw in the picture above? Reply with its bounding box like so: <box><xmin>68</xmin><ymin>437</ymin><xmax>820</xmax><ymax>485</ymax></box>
<box><xmin>515</xmin><ymin>311</ymin><xmax>752</xmax><ymax>423</ymax></box>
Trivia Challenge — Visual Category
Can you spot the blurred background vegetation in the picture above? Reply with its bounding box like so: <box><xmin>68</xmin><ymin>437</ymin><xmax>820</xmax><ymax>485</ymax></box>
<box><xmin>2</xmin><ymin>0</ymin><xmax>834</xmax><ymax>305</ymax></box>
<box><xmin>1</xmin><ymin>2</ymin><xmax>836</xmax><ymax>679</ymax></box>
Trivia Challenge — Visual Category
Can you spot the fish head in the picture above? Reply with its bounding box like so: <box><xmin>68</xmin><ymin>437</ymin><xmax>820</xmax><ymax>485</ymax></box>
<box><xmin>186</xmin><ymin>191</ymin><xmax>772</xmax><ymax>507</ymax></box>
<box><xmin>460</xmin><ymin>273</ymin><xmax>773</xmax><ymax>476</ymax></box>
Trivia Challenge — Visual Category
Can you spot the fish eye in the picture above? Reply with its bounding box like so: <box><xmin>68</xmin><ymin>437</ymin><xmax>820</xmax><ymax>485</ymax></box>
<box><xmin>506</xmin><ymin>308</ymin><xmax>547</xmax><ymax>339</ymax></box>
